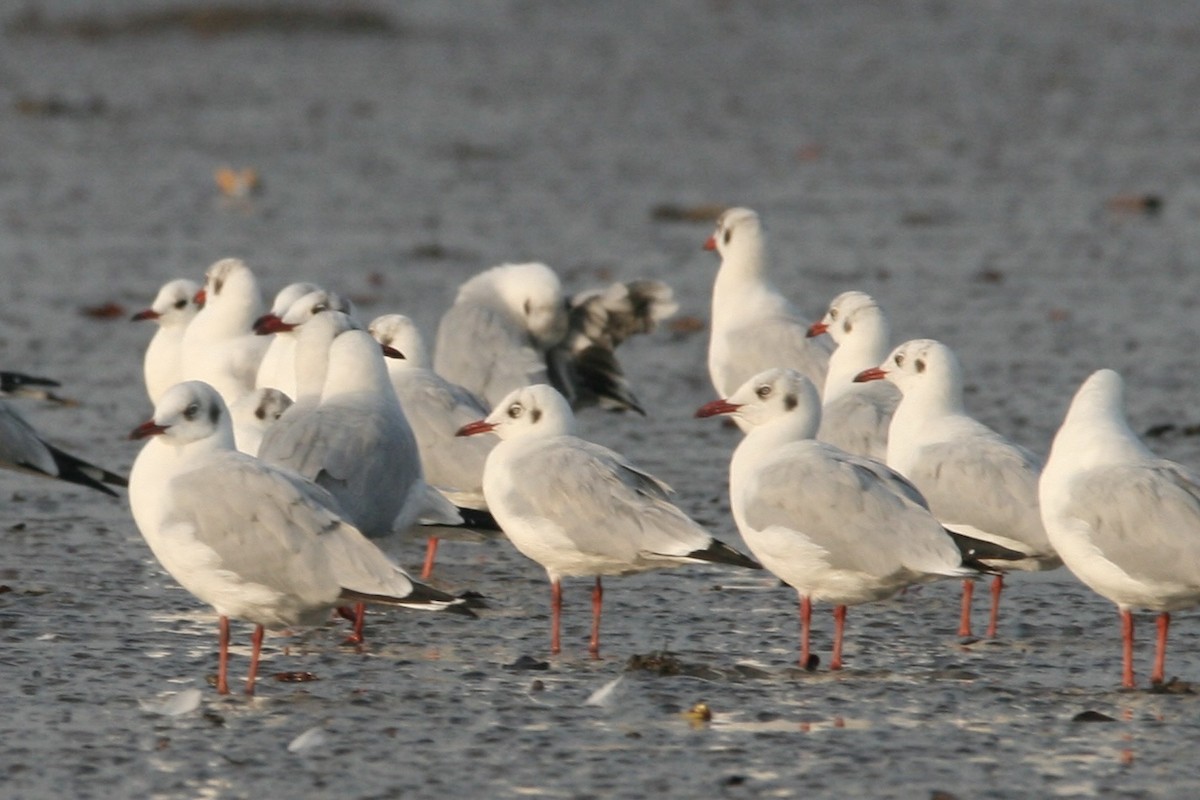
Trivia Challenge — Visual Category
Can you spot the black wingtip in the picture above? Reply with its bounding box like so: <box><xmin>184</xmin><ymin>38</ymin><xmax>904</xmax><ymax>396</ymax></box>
<box><xmin>341</xmin><ymin>584</ymin><xmax>478</xmax><ymax>618</ymax></box>
<box><xmin>686</xmin><ymin>539</ymin><xmax>762</xmax><ymax>570</ymax></box>
<box><xmin>947</xmin><ymin>530</ymin><xmax>1026</xmax><ymax>573</ymax></box>
<box><xmin>453</xmin><ymin>506</ymin><xmax>503</xmax><ymax>532</ymax></box>
<box><xmin>28</xmin><ymin>445</ymin><xmax>125</xmax><ymax>497</ymax></box>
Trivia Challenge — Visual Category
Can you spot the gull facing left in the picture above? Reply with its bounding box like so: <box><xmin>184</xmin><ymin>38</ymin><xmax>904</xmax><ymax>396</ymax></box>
<box><xmin>696</xmin><ymin>368</ymin><xmax>992</xmax><ymax>670</ymax></box>
<box><xmin>129</xmin><ymin>381</ymin><xmax>469</xmax><ymax>695</ymax></box>
<box><xmin>458</xmin><ymin>384</ymin><xmax>760</xmax><ymax>658</ymax></box>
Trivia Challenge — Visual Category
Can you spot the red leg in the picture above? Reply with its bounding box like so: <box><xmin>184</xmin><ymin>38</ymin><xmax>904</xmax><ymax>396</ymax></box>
<box><xmin>831</xmin><ymin>605</ymin><xmax>847</xmax><ymax>670</ymax></box>
<box><xmin>589</xmin><ymin>577</ymin><xmax>603</xmax><ymax>660</ymax></box>
<box><xmin>1152</xmin><ymin>612</ymin><xmax>1170</xmax><ymax>685</ymax></box>
<box><xmin>1121</xmin><ymin>608</ymin><xmax>1135</xmax><ymax>689</ymax></box>
<box><xmin>550</xmin><ymin>579</ymin><xmax>562</xmax><ymax>655</ymax></box>
<box><xmin>987</xmin><ymin>574</ymin><xmax>1004</xmax><ymax>639</ymax></box>
<box><xmin>799</xmin><ymin>594</ymin><xmax>812</xmax><ymax>668</ymax></box>
<box><xmin>421</xmin><ymin>536</ymin><xmax>440</xmax><ymax>580</ymax></box>
<box><xmin>958</xmin><ymin>579</ymin><xmax>974</xmax><ymax>637</ymax></box>
<box><xmin>217</xmin><ymin>616</ymin><xmax>231</xmax><ymax>694</ymax></box>
<box><xmin>245</xmin><ymin>624</ymin><xmax>264</xmax><ymax>696</ymax></box>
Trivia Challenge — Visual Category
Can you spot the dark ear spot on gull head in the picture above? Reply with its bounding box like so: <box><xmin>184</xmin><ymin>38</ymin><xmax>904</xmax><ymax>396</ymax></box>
<box><xmin>915</xmin><ymin>358</ymin><xmax>925</xmax><ymax>374</ymax></box>
<box><xmin>209</xmin><ymin>402</ymin><xmax>221</xmax><ymax>425</ymax></box>
<box><xmin>531</xmin><ymin>408</ymin><xmax>542</xmax><ymax>423</ymax></box>
<box><xmin>784</xmin><ymin>393</ymin><xmax>797</xmax><ymax>411</ymax></box>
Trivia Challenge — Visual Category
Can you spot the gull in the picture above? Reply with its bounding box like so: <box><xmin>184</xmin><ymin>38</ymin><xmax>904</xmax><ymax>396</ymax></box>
<box><xmin>696</xmin><ymin>368</ymin><xmax>1000</xmax><ymax>670</ymax></box>
<box><xmin>128</xmin><ymin>381</ymin><xmax>470</xmax><ymax>695</ymax></box>
<box><xmin>258</xmin><ymin>311</ymin><xmax>435</xmax><ymax>539</ymax></box>
<box><xmin>806</xmin><ymin>290</ymin><xmax>899</xmax><ymax>460</ymax></box>
<box><xmin>229</xmin><ymin>387</ymin><xmax>293</xmax><ymax>457</ymax></box>
<box><xmin>254</xmin><ymin>285</ymin><xmax>355</xmax><ymax>398</ymax></box>
<box><xmin>130</xmin><ymin>278</ymin><xmax>201</xmax><ymax>404</ymax></box>
<box><xmin>252</xmin><ymin>281</ymin><xmax>320</xmax><ymax>396</ymax></box>
<box><xmin>855</xmin><ymin>338</ymin><xmax>1060</xmax><ymax>638</ymax></box>
<box><xmin>1041</xmin><ymin>369</ymin><xmax>1200</xmax><ymax>688</ymax></box>
<box><xmin>0</xmin><ymin>397</ymin><xmax>127</xmax><ymax>496</ymax></box>
<box><xmin>178</xmin><ymin>258</ymin><xmax>269</xmax><ymax>407</ymax></box>
<box><xmin>458</xmin><ymin>383</ymin><xmax>760</xmax><ymax>658</ymax></box>
<box><xmin>704</xmin><ymin>207</ymin><xmax>831</xmax><ymax>419</ymax></box>
<box><xmin>0</xmin><ymin>371</ymin><xmax>74</xmax><ymax>404</ymax></box>
<box><xmin>369</xmin><ymin>313</ymin><xmax>499</xmax><ymax>578</ymax></box>
<box><xmin>434</xmin><ymin>262</ymin><xmax>676</xmax><ymax>412</ymax></box>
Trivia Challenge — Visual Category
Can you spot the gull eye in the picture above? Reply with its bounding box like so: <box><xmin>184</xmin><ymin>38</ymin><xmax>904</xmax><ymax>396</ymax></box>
<box><xmin>312</xmin><ymin>302</ymin><xmax>328</xmax><ymax>314</ymax></box>
<box><xmin>894</xmin><ymin>354</ymin><xmax>905</xmax><ymax>367</ymax></box>
<box><xmin>174</xmin><ymin>299</ymin><xmax>188</xmax><ymax>309</ymax></box>
<box><xmin>183</xmin><ymin>402</ymin><xmax>200</xmax><ymax>421</ymax></box>
<box><xmin>507</xmin><ymin>403</ymin><xmax>523</xmax><ymax>419</ymax></box>
<box><xmin>829</xmin><ymin>308</ymin><xmax>839</xmax><ymax>320</ymax></box>
<box><xmin>755</xmin><ymin>384</ymin><xmax>772</xmax><ymax>399</ymax></box>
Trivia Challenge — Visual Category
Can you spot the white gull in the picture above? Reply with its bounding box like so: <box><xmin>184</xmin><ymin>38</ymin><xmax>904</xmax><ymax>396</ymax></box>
<box><xmin>458</xmin><ymin>383</ymin><xmax>759</xmax><ymax>658</ymax></box>
<box><xmin>1041</xmin><ymin>369</ymin><xmax>1200</xmax><ymax>688</ymax></box>
<box><xmin>855</xmin><ymin>338</ymin><xmax>1060</xmax><ymax>639</ymax></box>
<box><xmin>128</xmin><ymin>381</ymin><xmax>470</xmax><ymax>694</ymax></box>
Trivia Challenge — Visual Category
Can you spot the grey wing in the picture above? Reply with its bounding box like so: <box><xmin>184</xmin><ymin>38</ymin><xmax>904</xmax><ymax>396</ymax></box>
<box><xmin>719</xmin><ymin>313</ymin><xmax>832</xmax><ymax>396</ymax></box>
<box><xmin>0</xmin><ymin>400</ymin><xmax>57</xmax><ymax>476</ymax></box>
<box><xmin>1068</xmin><ymin>462</ymin><xmax>1200</xmax><ymax>586</ymax></box>
<box><xmin>907</xmin><ymin>435</ymin><xmax>1046</xmax><ymax>545</ymax></box>
<box><xmin>258</xmin><ymin>405</ymin><xmax>331</xmax><ymax>480</ymax></box>
<box><xmin>0</xmin><ymin>399</ymin><xmax>125</xmax><ymax>494</ymax></box>
<box><xmin>163</xmin><ymin>458</ymin><xmax>342</xmax><ymax>598</ymax></box>
<box><xmin>817</xmin><ymin>383</ymin><xmax>899</xmax><ymax>460</ymax></box>
<box><xmin>396</xmin><ymin>373</ymin><xmax>491</xmax><ymax>500</ymax></box>
<box><xmin>434</xmin><ymin>301</ymin><xmax>547</xmax><ymax>406</ymax></box>
<box><xmin>746</xmin><ymin>443</ymin><xmax>959</xmax><ymax>577</ymax></box>
<box><xmin>504</xmin><ymin>439</ymin><xmax>709</xmax><ymax>561</ymax></box>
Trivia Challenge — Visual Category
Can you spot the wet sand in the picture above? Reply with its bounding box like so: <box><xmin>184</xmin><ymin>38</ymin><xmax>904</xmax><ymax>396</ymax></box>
<box><xmin>3</xmin><ymin>2</ymin><xmax>1200</xmax><ymax>797</ymax></box>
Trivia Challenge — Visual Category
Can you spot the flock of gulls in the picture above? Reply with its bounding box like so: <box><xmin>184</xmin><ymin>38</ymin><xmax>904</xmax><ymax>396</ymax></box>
<box><xmin>5</xmin><ymin>206</ymin><xmax>1200</xmax><ymax>696</ymax></box>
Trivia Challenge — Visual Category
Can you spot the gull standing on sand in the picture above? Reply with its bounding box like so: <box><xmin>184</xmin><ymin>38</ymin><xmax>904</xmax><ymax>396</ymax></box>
<box><xmin>434</xmin><ymin>262</ymin><xmax>676</xmax><ymax>413</ymax></box>
<box><xmin>179</xmin><ymin>258</ymin><xmax>269</xmax><ymax>407</ymax></box>
<box><xmin>370</xmin><ymin>313</ymin><xmax>499</xmax><ymax>578</ymax></box>
<box><xmin>696</xmin><ymin>368</ymin><xmax>997</xmax><ymax>670</ymax></box>
<box><xmin>704</xmin><ymin>208</ymin><xmax>831</xmax><ymax>416</ymax></box>
<box><xmin>129</xmin><ymin>381</ymin><xmax>469</xmax><ymax>695</ymax></box>
<box><xmin>458</xmin><ymin>384</ymin><xmax>760</xmax><ymax>658</ymax></box>
<box><xmin>855</xmin><ymin>338</ymin><xmax>1060</xmax><ymax>638</ymax></box>
<box><xmin>131</xmin><ymin>278</ymin><xmax>201</xmax><ymax>404</ymax></box>
<box><xmin>806</xmin><ymin>290</ymin><xmax>899</xmax><ymax>460</ymax></box>
<box><xmin>1041</xmin><ymin>369</ymin><xmax>1200</xmax><ymax>688</ymax></box>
